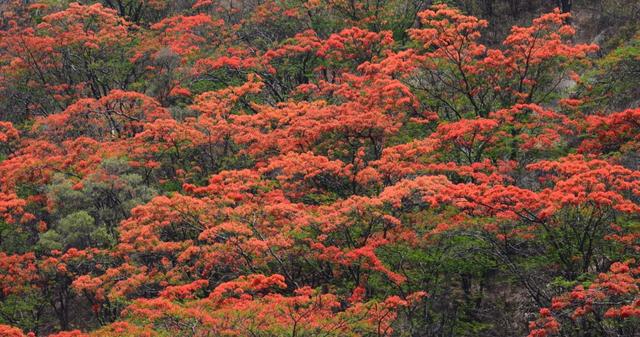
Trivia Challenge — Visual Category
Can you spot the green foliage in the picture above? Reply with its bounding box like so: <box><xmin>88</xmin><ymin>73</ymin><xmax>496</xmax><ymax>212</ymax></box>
<box><xmin>583</xmin><ymin>31</ymin><xmax>640</xmax><ymax>111</ymax></box>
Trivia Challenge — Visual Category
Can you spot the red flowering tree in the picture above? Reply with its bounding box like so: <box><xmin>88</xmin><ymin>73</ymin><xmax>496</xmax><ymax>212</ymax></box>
<box><xmin>0</xmin><ymin>2</ymin><xmax>637</xmax><ymax>337</ymax></box>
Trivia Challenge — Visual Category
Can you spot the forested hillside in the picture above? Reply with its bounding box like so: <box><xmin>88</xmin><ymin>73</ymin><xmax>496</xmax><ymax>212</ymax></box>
<box><xmin>0</xmin><ymin>0</ymin><xmax>638</xmax><ymax>336</ymax></box>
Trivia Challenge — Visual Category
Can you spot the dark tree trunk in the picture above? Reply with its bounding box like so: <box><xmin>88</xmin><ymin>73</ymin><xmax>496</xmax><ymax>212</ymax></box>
<box><xmin>483</xmin><ymin>0</ymin><xmax>494</xmax><ymax>17</ymax></box>
<box><xmin>509</xmin><ymin>0</ymin><xmax>519</xmax><ymax>18</ymax></box>
<box><xmin>558</xmin><ymin>0</ymin><xmax>572</xmax><ymax>13</ymax></box>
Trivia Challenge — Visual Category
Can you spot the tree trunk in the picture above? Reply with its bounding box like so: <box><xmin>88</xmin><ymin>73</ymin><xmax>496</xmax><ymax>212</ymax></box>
<box><xmin>509</xmin><ymin>0</ymin><xmax>519</xmax><ymax>18</ymax></box>
<box><xmin>558</xmin><ymin>0</ymin><xmax>572</xmax><ymax>13</ymax></box>
<box><xmin>483</xmin><ymin>0</ymin><xmax>494</xmax><ymax>17</ymax></box>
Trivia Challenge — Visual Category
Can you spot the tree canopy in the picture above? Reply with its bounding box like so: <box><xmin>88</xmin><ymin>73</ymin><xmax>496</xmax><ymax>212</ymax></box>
<box><xmin>0</xmin><ymin>0</ymin><xmax>638</xmax><ymax>336</ymax></box>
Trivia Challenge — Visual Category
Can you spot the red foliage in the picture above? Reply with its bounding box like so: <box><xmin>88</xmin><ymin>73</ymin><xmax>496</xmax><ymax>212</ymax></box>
<box><xmin>0</xmin><ymin>3</ymin><xmax>636</xmax><ymax>337</ymax></box>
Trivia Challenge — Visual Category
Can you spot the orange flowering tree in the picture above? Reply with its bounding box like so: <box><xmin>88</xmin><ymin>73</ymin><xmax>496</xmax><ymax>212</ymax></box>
<box><xmin>0</xmin><ymin>1</ymin><xmax>637</xmax><ymax>337</ymax></box>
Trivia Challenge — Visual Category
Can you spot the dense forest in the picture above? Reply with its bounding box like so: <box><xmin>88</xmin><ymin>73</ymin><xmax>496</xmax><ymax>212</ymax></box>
<box><xmin>0</xmin><ymin>0</ymin><xmax>638</xmax><ymax>336</ymax></box>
